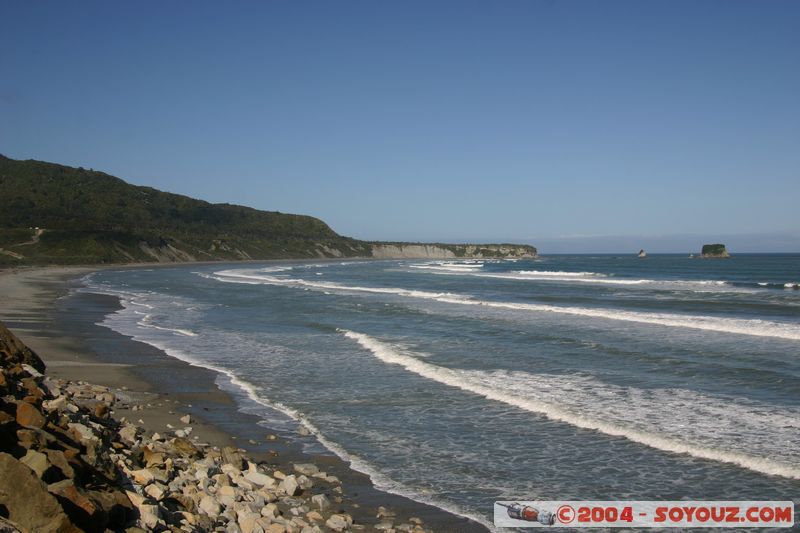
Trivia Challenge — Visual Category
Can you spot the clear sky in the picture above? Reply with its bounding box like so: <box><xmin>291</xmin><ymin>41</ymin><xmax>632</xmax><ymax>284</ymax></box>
<box><xmin>1</xmin><ymin>1</ymin><xmax>798</xmax><ymax>252</ymax></box>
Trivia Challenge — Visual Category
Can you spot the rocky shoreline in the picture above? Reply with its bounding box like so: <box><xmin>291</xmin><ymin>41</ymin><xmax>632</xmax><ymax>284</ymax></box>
<box><xmin>0</xmin><ymin>321</ymin><xmax>433</xmax><ymax>533</ymax></box>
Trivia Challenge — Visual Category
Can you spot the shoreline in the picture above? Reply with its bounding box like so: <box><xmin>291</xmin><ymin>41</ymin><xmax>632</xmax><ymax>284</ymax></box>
<box><xmin>0</xmin><ymin>265</ymin><xmax>490</xmax><ymax>532</ymax></box>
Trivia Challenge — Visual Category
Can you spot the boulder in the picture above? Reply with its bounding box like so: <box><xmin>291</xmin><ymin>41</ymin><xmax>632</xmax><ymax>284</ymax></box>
<box><xmin>293</xmin><ymin>463</ymin><xmax>319</xmax><ymax>476</ymax></box>
<box><xmin>0</xmin><ymin>322</ymin><xmax>46</xmax><ymax>373</ymax></box>
<box><xmin>15</xmin><ymin>401</ymin><xmax>46</xmax><ymax>429</ymax></box>
<box><xmin>244</xmin><ymin>470</ymin><xmax>274</xmax><ymax>488</ymax></box>
<box><xmin>310</xmin><ymin>494</ymin><xmax>330</xmax><ymax>512</ymax></box>
<box><xmin>325</xmin><ymin>514</ymin><xmax>349</xmax><ymax>531</ymax></box>
<box><xmin>117</xmin><ymin>423</ymin><xmax>138</xmax><ymax>444</ymax></box>
<box><xmin>171</xmin><ymin>436</ymin><xmax>200</xmax><ymax>457</ymax></box>
<box><xmin>0</xmin><ymin>452</ymin><xmax>72</xmax><ymax>532</ymax></box>
<box><xmin>281</xmin><ymin>474</ymin><xmax>299</xmax><ymax>496</ymax></box>
<box><xmin>198</xmin><ymin>495</ymin><xmax>222</xmax><ymax>517</ymax></box>
<box><xmin>221</xmin><ymin>445</ymin><xmax>244</xmax><ymax>469</ymax></box>
<box><xmin>20</xmin><ymin>449</ymin><xmax>50</xmax><ymax>478</ymax></box>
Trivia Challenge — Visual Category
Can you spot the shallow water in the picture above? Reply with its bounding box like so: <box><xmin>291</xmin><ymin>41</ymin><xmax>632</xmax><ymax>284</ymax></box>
<box><xmin>80</xmin><ymin>254</ymin><xmax>800</xmax><ymax>529</ymax></box>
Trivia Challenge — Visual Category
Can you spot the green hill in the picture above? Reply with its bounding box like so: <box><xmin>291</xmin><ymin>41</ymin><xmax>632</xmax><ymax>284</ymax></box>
<box><xmin>0</xmin><ymin>155</ymin><xmax>536</xmax><ymax>265</ymax></box>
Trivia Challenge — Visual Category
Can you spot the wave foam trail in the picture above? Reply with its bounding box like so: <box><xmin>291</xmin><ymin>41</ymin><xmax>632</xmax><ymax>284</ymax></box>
<box><xmin>92</xmin><ymin>304</ymin><xmax>494</xmax><ymax>531</ymax></box>
<box><xmin>341</xmin><ymin>330</ymin><xmax>800</xmax><ymax>480</ymax></box>
<box><xmin>209</xmin><ymin>270</ymin><xmax>800</xmax><ymax>341</ymax></box>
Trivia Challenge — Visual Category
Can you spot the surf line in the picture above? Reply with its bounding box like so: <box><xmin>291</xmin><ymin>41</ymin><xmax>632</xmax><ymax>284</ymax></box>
<box><xmin>341</xmin><ymin>329</ymin><xmax>800</xmax><ymax>480</ymax></box>
<box><xmin>209</xmin><ymin>270</ymin><xmax>800</xmax><ymax>341</ymax></box>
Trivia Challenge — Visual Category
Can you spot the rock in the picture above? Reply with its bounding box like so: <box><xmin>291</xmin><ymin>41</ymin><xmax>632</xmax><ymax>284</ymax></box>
<box><xmin>199</xmin><ymin>495</ymin><xmax>222</xmax><ymax>517</ymax></box>
<box><xmin>700</xmin><ymin>243</ymin><xmax>730</xmax><ymax>258</ymax></box>
<box><xmin>261</xmin><ymin>503</ymin><xmax>279</xmax><ymax>518</ymax></box>
<box><xmin>15</xmin><ymin>401</ymin><xmax>45</xmax><ymax>428</ymax></box>
<box><xmin>44</xmin><ymin>449</ymin><xmax>75</xmax><ymax>479</ymax></box>
<box><xmin>297</xmin><ymin>426</ymin><xmax>311</xmax><ymax>436</ymax></box>
<box><xmin>244</xmin><ymin>470</ymin><xmax>275</xmax><ymax>487</ymax></box>
<box><xmin>296</xmin><ymin>474</ymin><xmax>313</xmax><ymax>490</ymax></box>
<box><xmin>310</xmin><ymin>494</ymin><xmax>330</xmax><ymax>511</ymax></box>
<box><xmin>0</xmin><ymin>323</ymin><xmax>46</xmax><ymax>373</ymax></box>
<box><xmin>325</xmin><ymin>514</ymin><xmax>349</xmax><ymax>531</ymax></box>
<box><xmin>67</xmin><ymin>422</ymin><xmax>99</xmax><ymax>445</ymax></box>
<box><xmin>281</xmin><ymin>474</ymin><xmax>299</xmax><ymax>496</ymax></box>
<box><xmin>238</xmin><ymin>512</ymin><xmax>261</xmax><ymax>533</ymax></box>
<box><xmin>180</xmin><ymin>414</ymin><xmax>192</xmax><ymax>424</ymax></box>
<box><xmin>145</xmin><ymin>482</ymin><xmax>167</xmax><ymax>500</ymax></box>
<box><xmin>292</xmin><ymin>463</ymin><xmax>319</xmax><ymax>476</ymax></box>
<box><xmin>143</xmin><ymin>448</ymin><xmax>164</xmax><ymax>467</ymax></box>
<box><xmin>0</xmin><ymin>452</ymin><xmax>72</xmax><ymax>532</ymax></box>
<box><xmin>46</xmin><ymin>479</ymin><xmax>101</xmax><ymax>527</ymax></box>
<box><xmin>375</xmin><ymin>522</ymin><xmax>394</xmax><ymax>530</ymax></box>
<box><xmin>0</xmin><ymin>517</ymin><xmax>24</xmax><ymax>533</ymax></box>
<box><xmin>42</xmin><ymin>396</ymin><xmax>68</xmax><ymax>412</ymax></box>
<box><xmin>172</xmin><ymin>436</ymin><xmax>200</xmax><ymax>457</ymax></box>
<box><xmin>129</xmin><ymin>468</ymin><xmax>155</xmax><ymax>485</ymax></box>
<box><xmin>221</xmin><ymin>446</ymin><xmax>244</xmax><ymax>469</ymax></box>
<box><xmin>137</xmin><ymin>504</ymin><xmax>161</xmax><ymax>529</ymax></box>
<box><xmin>118</xmin><ymin>424</ymin><xmax>138</xmax><ymax>444</ymax></box>
<box><xmin>94</xmin><ymin>403</ymin><xmax>109</xmax><ymax>418</ymax></box>
<box><xmin>377</xmin><ymin>506</ymin><xmax>396</xmax><ymax>519</ymax></box>
<box><xmin>266</xmin><ymin>525</ymin><xmax>286</xmax><ymax>533</ymax></box>
<box><xmin>20</xmin><ymin>449</ymin><xmax>50</xmax><ymax>478</ymax></box>
<box><xmin>306</xmin><ymin>511</ymin><xmax>323</xmax><ymax>522</ymax></box>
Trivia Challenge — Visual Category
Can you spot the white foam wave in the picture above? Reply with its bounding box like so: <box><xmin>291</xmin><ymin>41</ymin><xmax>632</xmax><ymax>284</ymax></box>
<box><xmin>136</xmin><ymin>318</ymin><xmax>198</xmax><ymax>337</ymax></box>
<box><xmin>92</xmin><ymin>302</ymin><xmax>494</xmax><ymax>530</ymax></box>
<box><xmin>209</xmin><ymin>270</ymin><xmax>800</xmax><ymax>341</ymax></box>
<box><xmin>409</xmin><ymin>261</ymin><xmax>487</xmax><ymax>273</ymax></box>
<box><xmin>516</xmin><ymin>270</ymin><xmax>605</xmax><ymax>277</ymax></box>
<box><xmin>342</xmin><ymin>330</ymin><xmax>800</xmax><ymax>480</ymax></box>
<box><xmin>427</xmin><ymin>268</ymin><xmax>742</xmax><ymax>290</ymax></box>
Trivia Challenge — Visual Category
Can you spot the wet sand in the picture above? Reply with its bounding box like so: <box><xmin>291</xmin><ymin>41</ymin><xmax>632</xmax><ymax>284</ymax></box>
<box><xmin>0</xmin><ymin>265</ymin><xmax>489</xmax><ymax>532</ymax></box>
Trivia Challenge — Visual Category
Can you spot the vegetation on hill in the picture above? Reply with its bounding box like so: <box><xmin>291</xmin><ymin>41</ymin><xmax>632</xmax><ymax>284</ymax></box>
<box><xmin>0</xmin><ymin>155</ymin><xmax>536</xmax><ymax>266</ymax></box>
<box><xmin>0</xmin><ymin>155</ymin><xmax>370</xmax><ymax>265</ymax></box>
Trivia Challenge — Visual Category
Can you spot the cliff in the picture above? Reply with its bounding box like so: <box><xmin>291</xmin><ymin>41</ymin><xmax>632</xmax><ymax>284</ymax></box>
<box><xmin>370</xmin><ymin>243</ymin><xmax>537</xmax><ymax>259</ymax></box>
<box><xmin>0</xmin><ymin>155</ymin><xmax>536</xmax><ymax>265</ymax></box>
<box><xmin>700</xmin><ymin>244</ymin><xmax>730</xmax><ymax>258</ymax></box>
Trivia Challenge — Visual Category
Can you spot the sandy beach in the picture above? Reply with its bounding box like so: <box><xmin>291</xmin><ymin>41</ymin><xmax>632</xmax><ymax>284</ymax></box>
<box><xmin>0</xmin><ymin>265</ymin><xmax>488</xmax><ymax>532</ymax></box>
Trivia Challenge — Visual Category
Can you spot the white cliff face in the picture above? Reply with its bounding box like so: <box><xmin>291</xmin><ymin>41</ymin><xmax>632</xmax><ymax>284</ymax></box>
<box><xmin>370</xmin><ymin>244</ymin><xmax>458</xmax><ymax>259</ymax></box>
<box><xmin>369</xmin><ymin>244</ymin><xmax>537</xmax><ymax>259</ymax></box>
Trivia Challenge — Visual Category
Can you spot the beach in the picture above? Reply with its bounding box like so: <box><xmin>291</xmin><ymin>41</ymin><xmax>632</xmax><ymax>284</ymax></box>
<box><xmin>0</xmin><ymin>265</ymin><xmax>488</xmax><ymax>532</ymax></box>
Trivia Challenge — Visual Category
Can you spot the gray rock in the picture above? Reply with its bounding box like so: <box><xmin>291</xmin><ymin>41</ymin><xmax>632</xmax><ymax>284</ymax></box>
<box><xmin>296</xmin><ymin>475</ymin><xmax>313</xmax><ymax>490</ymax></box>
<box><xmin>310</xmin><ymin>494</ymin><xmax>330</xmax><ymax>512</ymax></box>
<box><xmin>281</xmin><ymin>474</ymin><xmax>299</xmax><ymax>496</ymax></box>
<box><xmin>199</xmin><ymin>494</ymin><xmax>222</xmax><ymax>517</ymax></box>
<box><xmin>244</xmin><ymin>471</ymin><xmax>274</xmax><ymax>487</ymax></box>
<box><xmin>325</xmin><ymin>514</ymin><xmax>349</xmax><ymax>531</ymax></box>
<box><xmin>292</xmin><ymin>463</ymin><xmax>320</xmax><ymax>476</ymax></box>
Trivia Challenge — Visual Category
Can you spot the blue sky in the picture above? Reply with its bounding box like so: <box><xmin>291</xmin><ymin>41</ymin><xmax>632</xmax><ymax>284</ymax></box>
<box><xmin>1</xmin><ymin>1</ymin><xmax>798</xmax><ymax>252</ymax></box>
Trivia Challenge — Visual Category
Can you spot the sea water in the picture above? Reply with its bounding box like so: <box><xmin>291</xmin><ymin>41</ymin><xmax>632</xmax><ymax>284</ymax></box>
<box><xmin>79</xmin><ymin>254</ymin><xmax>800</xmax><ymax>529</ymax></box>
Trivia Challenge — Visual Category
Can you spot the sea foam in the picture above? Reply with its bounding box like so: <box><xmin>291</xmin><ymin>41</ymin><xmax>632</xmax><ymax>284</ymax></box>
<box><xmin>208</xmin><ymin>269</ymin><xmax>800</xmax><ymax>341</ymax></box>
<box><xmin>341</xmin><ymin>330</ymin><xmax>800</xmax><ymax>480</ymax></box>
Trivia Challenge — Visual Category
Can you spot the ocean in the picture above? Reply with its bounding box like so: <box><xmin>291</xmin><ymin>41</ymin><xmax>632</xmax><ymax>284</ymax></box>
<box><xmin>77</xmin><ymin>254</ymin><xmax>800</xmax><ymax>530</ymax></box>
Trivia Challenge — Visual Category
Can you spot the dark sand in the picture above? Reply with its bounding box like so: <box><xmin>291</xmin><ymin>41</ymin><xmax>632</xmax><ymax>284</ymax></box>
<box><xmin>0</xmin><ymin>265</ymin><xmax>489</xmax><ymax>532</ymax></box>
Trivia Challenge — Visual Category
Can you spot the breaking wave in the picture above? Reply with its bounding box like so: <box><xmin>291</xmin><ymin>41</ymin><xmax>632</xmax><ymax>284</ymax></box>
<box><xmin>341</xmin><ymin>330</ymin><xmax>800</xmax><ymax>480</ymax></box>
<box><xmin>207</xmin><ymin>269</ymin><xmax>800</xmax><ymax>341</ymax></box>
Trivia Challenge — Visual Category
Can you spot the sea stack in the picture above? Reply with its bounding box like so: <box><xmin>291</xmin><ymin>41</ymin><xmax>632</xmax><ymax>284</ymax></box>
<box><xmin>638</xmin><ymin>249</ymin><xmax>647</xmax><ymax>258</ymax></box>
<box><xmin>700</xmin><ymin>244</ymin><xmax>730</xmax><ymax>258</ymax></box>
